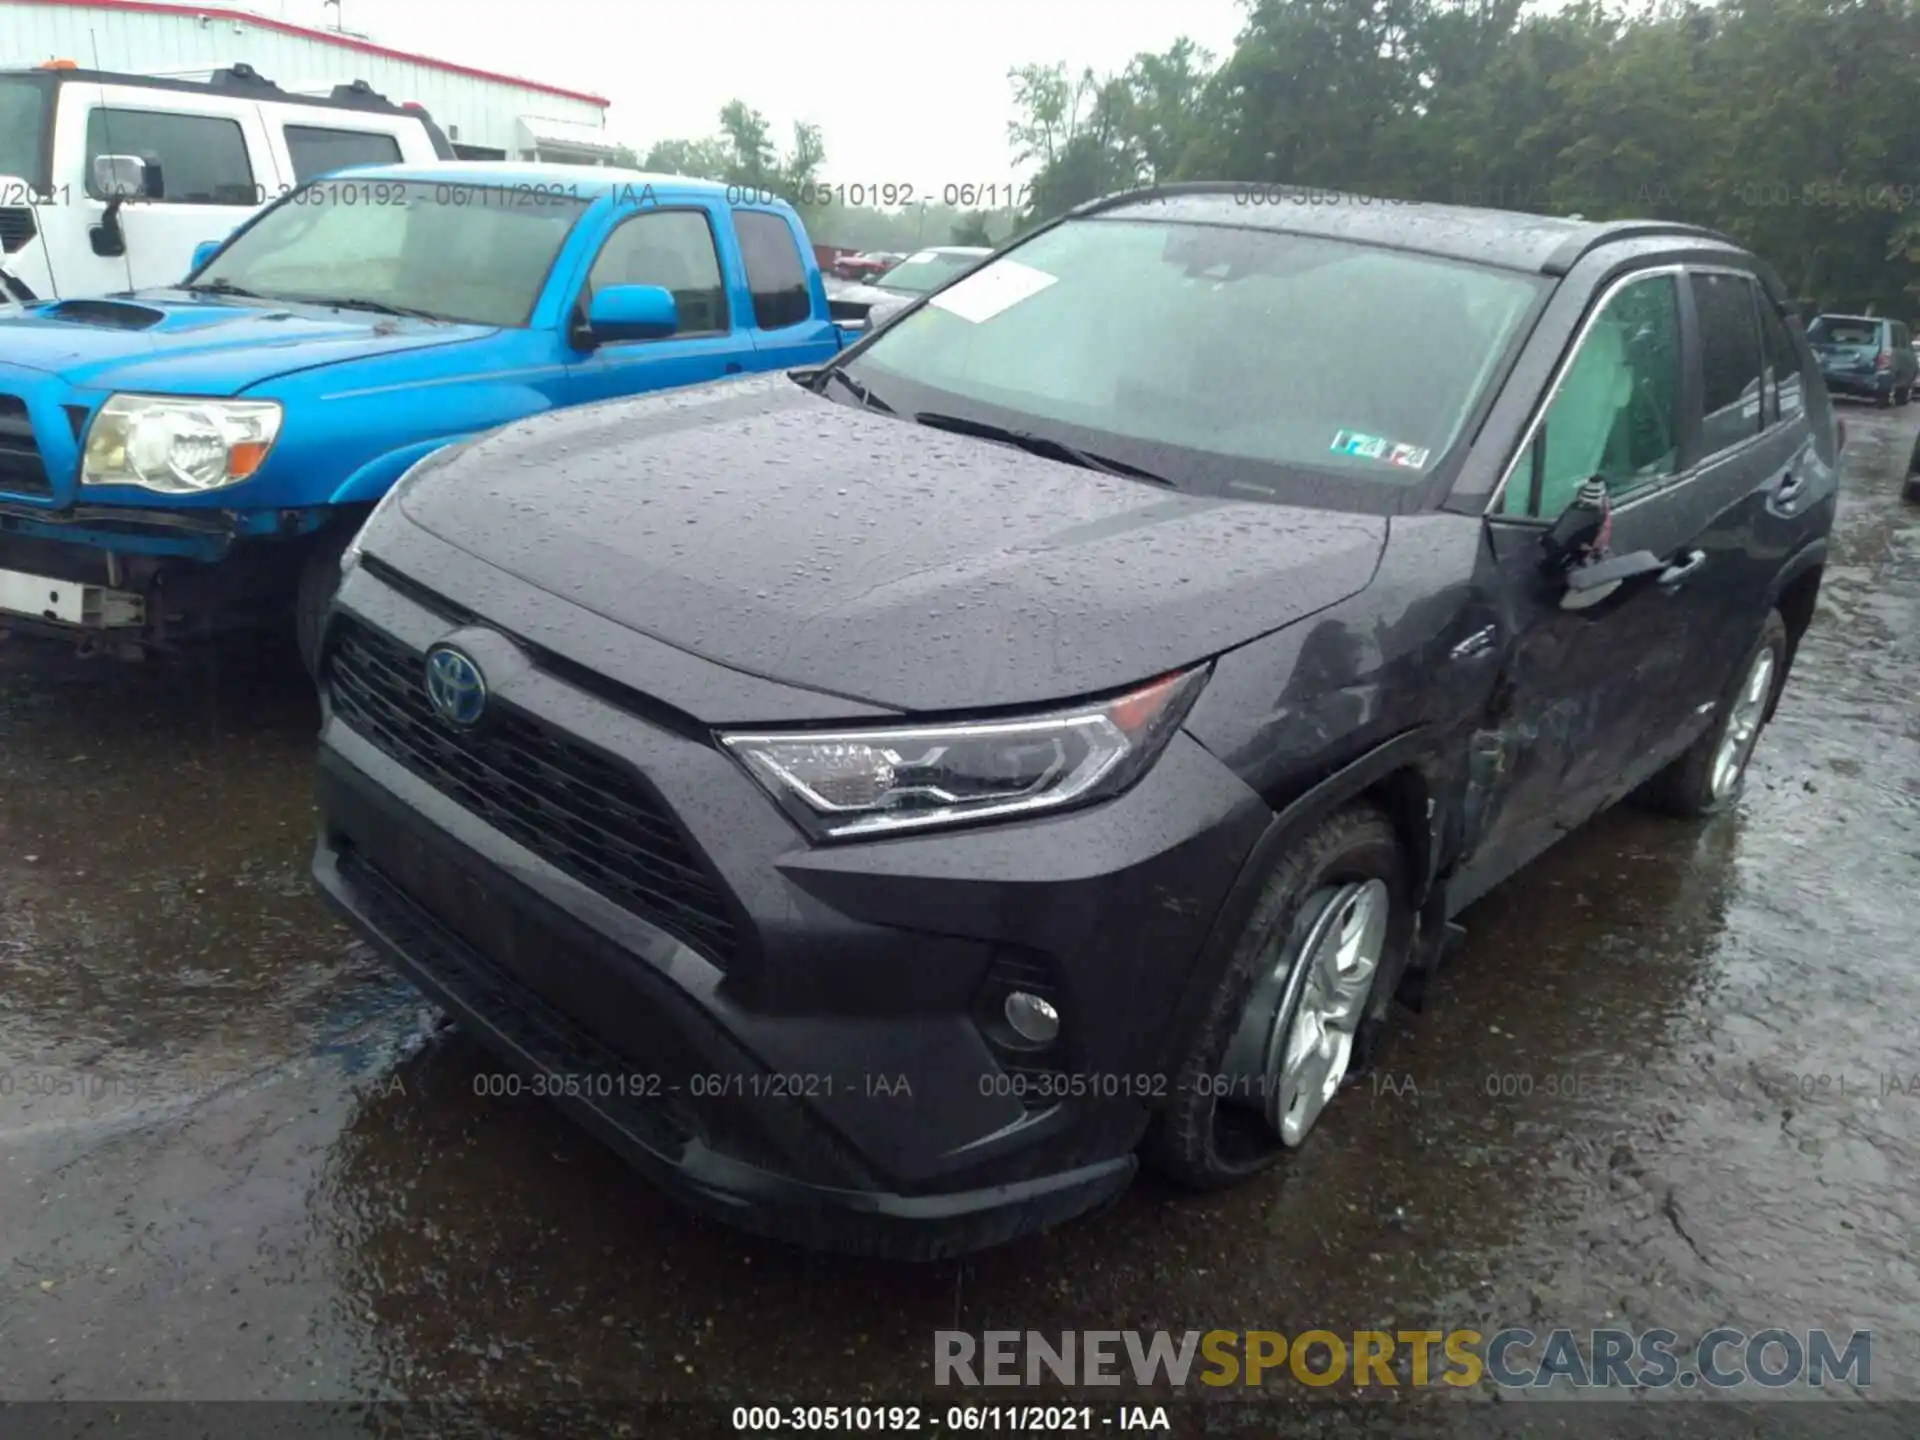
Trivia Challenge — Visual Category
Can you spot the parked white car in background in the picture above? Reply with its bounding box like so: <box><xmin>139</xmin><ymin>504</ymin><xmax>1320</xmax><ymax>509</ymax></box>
<box><xmin>0</xmin><ymin>61</ymin><xmax>452</xmax><ymax>302</ymax></box>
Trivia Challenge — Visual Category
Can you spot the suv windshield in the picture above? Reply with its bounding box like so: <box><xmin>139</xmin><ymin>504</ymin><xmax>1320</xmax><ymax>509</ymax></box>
<box><xmin>877</xmin><ymin>251</ymin><xmax>985</xmax><ymax>293</ymax></box>
<box><xmin>194</xmin><ymin>178</ymin><xmax>590</xmax><ymax>327</ymax></box>
<box><xmin>1806</xmin><ymin>316</ymin><xmax>1881</xmax><ymax>348</ymax></box>
<box><xmin>0</xmin><ymin>76</ymin><xmax>51</xmax><ymax>191</ymax></box>
<box><xmin>846</xmin><ymin>217</ymin><xmax>1543</xmax><ymax>506</ymax></box>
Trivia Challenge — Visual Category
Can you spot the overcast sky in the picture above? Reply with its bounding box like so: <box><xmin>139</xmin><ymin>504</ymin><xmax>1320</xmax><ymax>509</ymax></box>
<box><xmin>284</xmin><ymin>0</ymin><xmax>1249</xmax><ymax>184</ymax></box>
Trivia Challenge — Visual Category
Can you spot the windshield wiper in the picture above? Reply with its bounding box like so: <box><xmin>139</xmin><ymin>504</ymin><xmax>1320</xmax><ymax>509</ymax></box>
<box><xmin>817</xmin><ymin>367</ymin><xmax>896</xmax><ymax>415</ymax></box>
<box><xmin>182</xmin><ymin>279</ymin><xmax>262</xmax><ymax>299</ymax></box>
<box><xmin>912</xmin><ymin>412</ymin><xmax>1175</xmax><ymax>486</ymax></box>
<box><xmin>296</xmin><ymin>294</ymin><xmax>446</xmax><ymax>321</ymax></box>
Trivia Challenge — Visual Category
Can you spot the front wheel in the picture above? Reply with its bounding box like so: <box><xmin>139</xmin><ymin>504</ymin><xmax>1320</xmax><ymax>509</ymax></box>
<box><xmin>1143</xmin><ymin>805</ymin><xmax>1411</xmax><ymax>1190</ymax></box>
<box><xmin>1638</xmin><ymin>611</ymin><xmax>1787</xmax><ymax>818</ymax></box>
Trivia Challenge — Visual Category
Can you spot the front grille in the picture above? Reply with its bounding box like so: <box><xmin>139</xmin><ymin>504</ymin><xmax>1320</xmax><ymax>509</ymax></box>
<box><xmin>0</xmin><ymin>395</ymin><xmax>53</xmax><ymax>499</ymax></box>
<box><xmin>0</xmin><ymin>207</ymin><xmax>34</xmax><ymax>254</ymax></box>
<box><xmin>326</xmin><ymin>616</ymin><xmax>740</xmax><ymax>966</ymax></box>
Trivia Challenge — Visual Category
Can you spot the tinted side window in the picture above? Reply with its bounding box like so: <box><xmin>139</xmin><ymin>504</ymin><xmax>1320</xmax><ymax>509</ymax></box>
<box><xmin>285</xmin><ymin>125</ymin><xmax>402</xmax><ymax>184</ymax></box>
<box><xmin>1691</xmin><ymin>272</ymin><xmax>1764</xmax><ymax>454</ymax></box>
<box><xmin>1501</xmin><ymin>274</ymin><xmax>1681</xmax><ymax>518</ymax></box>
<box><xmin>586</xmin><ymin>209</ymin><xmax>728</xmax><ymax>335</ymax></box>
<box><xmin>85</xmin><ymin>108</ymin><xmax>254</xmax><ymax>204</ymax></box>
<box><xmin>1757</xmin><ymin>295</ymin><xmax>1804</xmax><ymax>425</ymax></box>
<box><xmin>734</xmin><ymin>210</ymin><xmax>812</xmax><ymax>330</ymax></box>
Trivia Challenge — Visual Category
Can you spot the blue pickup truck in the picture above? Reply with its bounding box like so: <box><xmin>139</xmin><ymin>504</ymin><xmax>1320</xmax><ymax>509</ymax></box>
<box><xmin>0</xmin><ymin>162</ymin><xmax>857</xmax><ymax>667</ymax></box>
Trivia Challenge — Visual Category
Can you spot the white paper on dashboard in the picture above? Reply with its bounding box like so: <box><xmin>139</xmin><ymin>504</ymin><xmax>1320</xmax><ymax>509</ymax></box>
<box><xmin>929</xmin><ymin>260</ymin><xmax>1058</xmax><ymax>324</ymax></box>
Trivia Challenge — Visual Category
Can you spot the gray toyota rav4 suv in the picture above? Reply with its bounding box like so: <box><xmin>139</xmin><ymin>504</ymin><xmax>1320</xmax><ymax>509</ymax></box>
<box><xmin>309</xmin><ymin>185</ymin><xmax>1838</xmax><ymax>1259</ymax></box>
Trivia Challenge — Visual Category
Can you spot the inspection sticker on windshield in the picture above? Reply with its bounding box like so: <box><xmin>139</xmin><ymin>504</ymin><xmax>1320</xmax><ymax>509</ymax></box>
<box><xmin>929</xmin><ymin>260</ymin><xmax>1058</xmax><ymax>324</ymax></box>
<box><xmin>1331</xmin><ymin>429</ymin><xmax>1430</xmax><ymax>470</ymax></box>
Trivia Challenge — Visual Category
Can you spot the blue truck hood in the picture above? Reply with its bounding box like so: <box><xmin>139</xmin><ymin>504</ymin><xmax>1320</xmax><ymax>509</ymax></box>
<box><xmin>0</xmin><ymin>291</ymin><xmax>493</xmax><ymax>395</ymax></box>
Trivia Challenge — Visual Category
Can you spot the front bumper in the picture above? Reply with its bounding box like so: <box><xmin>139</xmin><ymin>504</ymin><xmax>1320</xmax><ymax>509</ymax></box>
<box><xmin>311</xmin><ymin>566</ymin><xmax>1271</xmax><ymax>1257</ymax></box>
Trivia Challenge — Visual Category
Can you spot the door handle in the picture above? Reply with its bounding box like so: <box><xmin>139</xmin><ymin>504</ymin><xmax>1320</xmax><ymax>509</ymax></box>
<box><xmin>1658</xmin><ymin>549</ymin><xmax>1706</xmax><ymax>585</ymax></box>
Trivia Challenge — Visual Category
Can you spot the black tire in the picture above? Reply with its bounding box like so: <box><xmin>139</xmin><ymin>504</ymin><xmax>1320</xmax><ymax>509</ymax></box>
<box><xmin>295</xmin><ymin>527</ymin><xmax>353</xmax><ymax>678</ymax></box>
<box><xmin>1876</xmin><ymin>389</ymin><xmax>1893</xmax><ymax>409</ymax></box>
<box><xmin>1638</xmin><ymin>610</ymin><xmax>1787</xmax><ymax>819</ymax></box>
<box><xmin>1142</xmin><ymin>804</ymin><xmax>1412</xmax><ymax>1190</ymax></box>
<box><xmin>1904</xmin><ymin>473</ymin><xmax>1920</xmax><ymax>505</ymax></box>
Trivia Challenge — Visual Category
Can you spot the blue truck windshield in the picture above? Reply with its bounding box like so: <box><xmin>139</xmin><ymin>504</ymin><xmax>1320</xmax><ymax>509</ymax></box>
<box><xmin>195</xmin><ymin>178</ymin><xmax>591</xmax><ymax>327</ymax></box>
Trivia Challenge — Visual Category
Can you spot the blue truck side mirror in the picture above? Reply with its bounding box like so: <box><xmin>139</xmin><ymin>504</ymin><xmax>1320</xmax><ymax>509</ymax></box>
<box><xmin>189</xmin><ymin>240</ymin><xmax>222</xmax><ymax>276</ymax></box>
<box><xmin>586</xmin><ymin>284</ymin><xmax>678</xmax><ymax>343</ymax></box>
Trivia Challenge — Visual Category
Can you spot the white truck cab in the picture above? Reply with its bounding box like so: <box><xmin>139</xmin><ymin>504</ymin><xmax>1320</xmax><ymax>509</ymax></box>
<box><xmin>0</xmin><ymin>61</ymin><xmax>454</xmax><ymax>303</ymax></box>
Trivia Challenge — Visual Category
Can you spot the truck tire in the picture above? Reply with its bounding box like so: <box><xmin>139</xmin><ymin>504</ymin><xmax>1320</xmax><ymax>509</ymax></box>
<box><xmin>295</xmin><ymin>528</ymin><xmax>353</xmax><ymax>678</ymax></box>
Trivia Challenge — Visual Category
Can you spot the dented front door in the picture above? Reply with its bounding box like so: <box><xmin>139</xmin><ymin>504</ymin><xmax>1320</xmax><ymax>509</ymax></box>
<box><xmin>1452</xmin><ymin>499</ymin><xmax>1709</xmax><ymax>903</ymax></box>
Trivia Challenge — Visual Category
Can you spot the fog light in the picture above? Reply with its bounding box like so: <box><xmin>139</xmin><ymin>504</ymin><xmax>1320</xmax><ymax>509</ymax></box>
<box><xmin>1003</xmin><ymin>991</ymin><xmax>1060</xmax><ymax>1044</ymax></box>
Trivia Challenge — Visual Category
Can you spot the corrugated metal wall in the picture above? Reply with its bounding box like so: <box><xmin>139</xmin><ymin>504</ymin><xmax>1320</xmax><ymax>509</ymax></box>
<box><xmin>0</xmin><ymin>3</ymin><xmax>607</xmax><ymax>156</ymax></box>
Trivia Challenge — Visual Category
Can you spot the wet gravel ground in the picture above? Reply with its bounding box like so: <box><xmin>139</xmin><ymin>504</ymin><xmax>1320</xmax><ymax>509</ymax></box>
<box><xmin>0</xmin><ymin>410</ymin><xmax>1915</xmax><ymax>1435</ymax></box>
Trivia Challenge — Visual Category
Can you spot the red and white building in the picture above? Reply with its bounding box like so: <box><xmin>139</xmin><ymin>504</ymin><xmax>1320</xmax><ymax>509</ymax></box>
<box><xmin>0</xmin><ymin>0</ymin><xmax>620</xmax><ymax>162</ymax></box>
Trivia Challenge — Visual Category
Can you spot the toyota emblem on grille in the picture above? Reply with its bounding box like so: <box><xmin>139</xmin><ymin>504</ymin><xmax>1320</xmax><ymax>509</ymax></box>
<box><xmin>424</xmin><ymin>645</ymin><xmax>487</xmax><ymax>727</ymax></box>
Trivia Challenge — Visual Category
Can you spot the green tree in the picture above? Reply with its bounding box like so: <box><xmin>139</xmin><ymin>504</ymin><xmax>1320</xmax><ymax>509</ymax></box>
<box><xmin>951</xmin><ymin>210</ymin><xmax>995</xmax><ymax>245</ymax></box>
<box><xmin>641</xmin><ymin>102</ymin><xmax>828</xmax><ymax>202</ymax></box>
<box><xmin>1011</xmin><ymin>0</ymin><xmax>1920</xmax><ymax>313</ymax></box>
<box><xmin>640</xmin><ymin>136</ymin><xmax>732</xmax><ymax>182</ymax></box>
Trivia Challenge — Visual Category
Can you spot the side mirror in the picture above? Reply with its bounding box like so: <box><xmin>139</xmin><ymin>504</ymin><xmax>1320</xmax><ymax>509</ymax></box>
<box><xmin>582</xmin><ymin>284</ymin><xmax>677</xmax><ymax>345</ymax></box>
<box><xmin>1539</xmin><ymin>476</ymin><xmax>1612</xmax><ymax>571</ymax></box>
<box><xmin>93</xmin><ymin>154</ymin><xmax>159</xmax><ymax>200</ymax></box>
<box><xmin>189</xmin><ymin>240</ymin><xmax>222</xmax><ymax>275</ymax></box>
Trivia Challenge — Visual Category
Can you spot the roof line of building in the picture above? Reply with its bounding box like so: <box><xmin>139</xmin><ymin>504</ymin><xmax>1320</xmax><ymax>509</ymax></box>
<box><xmin>12</xmin><ymin>0</ymin><xmax>612</xmax><ymax>107</ymax></box>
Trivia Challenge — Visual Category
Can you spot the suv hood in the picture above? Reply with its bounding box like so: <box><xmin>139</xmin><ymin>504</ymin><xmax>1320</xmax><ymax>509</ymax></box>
<box><xmin>0</xmin><ymin>291</ymin><xmax>492</xmax><ymax>393</ymax></box>
<box><xmin>396</xmin><ymin>376</ymin><xmax>1388</xmax><ymax>713</ymax></box>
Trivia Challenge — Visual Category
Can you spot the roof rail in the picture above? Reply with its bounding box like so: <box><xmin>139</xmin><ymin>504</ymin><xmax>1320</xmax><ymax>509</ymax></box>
<box><xmin>1540</xmin><ymin>220</ymin><xmax>1742</xmax><ymax>275</ymax></box>
<box><xmin>47</xmin><ymin>62</ymin><xmax>422</xmax><ymax>118</ymax></box>
<box><xmin>1067</xmin><ymin>180</ymin><xmax>1242</xmax><ymax>219</ymax></box>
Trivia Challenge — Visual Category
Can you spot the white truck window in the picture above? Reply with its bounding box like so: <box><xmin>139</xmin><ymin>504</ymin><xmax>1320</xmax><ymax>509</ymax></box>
<box><xmin>284</xmin><ymin>125</ymin><xmax>403</xmax><ymax>184</ymax></box>
<box><xmin>84</xmin><ymin>107</ymin><xmax>255</xmax><ymax>205</ymax></box>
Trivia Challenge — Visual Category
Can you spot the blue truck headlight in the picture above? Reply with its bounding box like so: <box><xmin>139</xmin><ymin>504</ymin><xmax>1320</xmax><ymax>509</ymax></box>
<box><xmin>82</xmin><ymin>394</ymin><xmax>283</xmax><ymax>494</ymax></box>
<box><xmin>719</xmin><ymin>667</ymin><xmax>1208</xmax><ymax>840</ymax></box>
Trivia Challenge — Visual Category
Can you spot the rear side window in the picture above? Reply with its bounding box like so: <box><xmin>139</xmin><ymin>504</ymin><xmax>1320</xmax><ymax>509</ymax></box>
<box><xmin>734</xmin><ymin>210</ymin><xmax>812</xmax><ymax>330</ymax></box>
<box><xmin>585</xmin><ymin>208</ymin><xmax>729</xmax><ymax>335</ymax></box>
<box><xmin>1757</xmin><ymin>296</ymin><xmax>1805</xmax><ymax>424</ymax></box>
<box><xmin>285</xmin><ymin>125</ymin><xmax>402</xmax><ymax>184</ymax></box>
<box><xmin>85</xmin><ymin>108</ymin><xmax>255</xmax><ymax>204</ymax></box>
<box><xmin>1690</xmin><ymin>272</ymin><xmax>1764</xmax><ymax>454</ymax></box>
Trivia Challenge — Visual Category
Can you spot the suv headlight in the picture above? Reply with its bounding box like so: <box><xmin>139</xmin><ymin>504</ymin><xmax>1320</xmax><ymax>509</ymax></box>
<box><xmin>82</xmin><ymin>394</ymin><xmax>282</xmax><ymax>494</ymax></box>
<box><xmin>720</xmin><ymin>667</ymin><xmax>1208</xmax><ymax>840</ymax></box>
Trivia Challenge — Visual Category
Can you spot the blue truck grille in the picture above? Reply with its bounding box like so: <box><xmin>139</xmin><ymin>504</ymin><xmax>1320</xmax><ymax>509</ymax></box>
<box><xmin>324</xmin><ymin>614</ymin><xmax>742</xmax><ymax>967</ymax></box>
<box><xmin>0</xmin><ymin>395</ymin><xmax>52</xmax><ymax>499</ymax></box>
